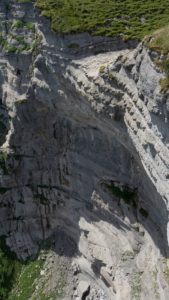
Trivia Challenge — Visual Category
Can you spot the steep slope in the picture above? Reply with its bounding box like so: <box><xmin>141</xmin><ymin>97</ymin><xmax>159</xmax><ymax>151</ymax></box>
<box><xmin>0</xmin><ymin>1</ymin><xmax>169</xmax><ymax>299</ymax></box>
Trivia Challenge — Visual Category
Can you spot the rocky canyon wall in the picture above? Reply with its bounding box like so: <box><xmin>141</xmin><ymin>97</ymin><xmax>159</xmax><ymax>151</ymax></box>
<box><xmin>0</xmin><ymin>1</ymin><xmax>169</xmax><ymax>299</ymax></box>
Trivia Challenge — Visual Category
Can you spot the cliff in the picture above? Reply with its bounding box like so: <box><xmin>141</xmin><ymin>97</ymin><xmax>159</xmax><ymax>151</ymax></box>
<box><xmin>0</xmin><ymin>1</ymin><xmax>169</xmax><ymax>299</ymax></box>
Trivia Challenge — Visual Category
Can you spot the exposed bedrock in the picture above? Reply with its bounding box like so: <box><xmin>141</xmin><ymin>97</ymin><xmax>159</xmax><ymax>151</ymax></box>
<box><xmin>0</xmin><ymin>1</ymin><xmax>169</xmax><ymax>299</ymax></box>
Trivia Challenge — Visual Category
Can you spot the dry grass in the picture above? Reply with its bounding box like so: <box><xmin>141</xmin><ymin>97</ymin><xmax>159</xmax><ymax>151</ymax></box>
<box><xmin>148</xmin><ymin>26</ymin><xmax>169</xmax><ymax>92</ymax></box>
<box><xmin>149</xmin><ymin>25</ymin><xmax>169</xmax><ymax>54</ymax></box>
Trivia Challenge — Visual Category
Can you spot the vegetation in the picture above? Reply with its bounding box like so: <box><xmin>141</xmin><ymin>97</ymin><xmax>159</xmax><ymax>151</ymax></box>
<box><xmin>163</xmin><ymin>258</ymin><xmax>169</xmax><ymax>285</ymax></box>
<box><xmin>130</xmin><ymin>271</ymin><xmax>142</xmax><ymax>300</ymax></box>
<box><xmin>12</xmin><ymin>20</ymin><xmax>25</xmax><ymax>29</ymax></box>
<box><xmin>0</xmin><ymin>237</ymin><xmax>21</xmax><ymax>300</ymax></box>
<box><xmin>9</xmin><ymin>258</ymin><xmax>44</xmax><ymax>300</ymax></box>
<box><xmin>36</xmin><ymin>0</ymin><xmax>169</xmax><ymax>39</ymax></box>
<box><xmin>147</xmin><ymin>26</ymin><xmax>169</xmax><ymax>92</ymax></box>
<box><xmin>0</xmin><ymin>151</ymin><xmax>10</xmax><ymax>175</ymax></box>
<box><xmin>0</xmin><ymin>236</ymin><xmax>46</xmax><ymax>300</ymax></box>
<box><xmin>105</xmin><ymin>181</ymin><xmax>138</xmax><ymax>207</ymax></box>
<box><xmin>105</xmin><ymin>181</ymin><xmax>149</xmax><ymax>219</ymax></box>
<box><xmin>99</xmin><ymin>65</ymin><xmax>106</xmax><ymax>74</ymax></box>
<box><xmin>122</xmin><ymin>250</ymin><xmax>135</xmax><ymax>261</ymax></box>
<box><xmin>12</xmin><ymin>20</ymin><xmax>35</xmax><ymax>31</ymax></box>
<box><xmin>0</xmin><ymin>234</ymin><xmax>65</xmax><ymax>300</ymax></box>
<box><xmin>17</xmin><ymin>0</ymin><xmax>32</xmax><ymax>3</ymax></box>
<box><xmin>148</xmin><ymin>25</ymin><xmax>169</xmax><ymax>54</ymax></box>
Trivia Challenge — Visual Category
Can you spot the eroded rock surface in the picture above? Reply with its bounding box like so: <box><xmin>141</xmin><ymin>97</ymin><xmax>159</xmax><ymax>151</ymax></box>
<box><xmin>0</xmin><ymin>1</ymin><xmax>169</xmax><ymax>299</ymax></box>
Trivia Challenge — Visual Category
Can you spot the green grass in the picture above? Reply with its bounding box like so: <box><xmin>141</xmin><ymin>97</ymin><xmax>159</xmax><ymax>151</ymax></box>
<box><xmin>9</xmin><ymin>259</ymin><xmax>44</xmax><ymax>300</ymax></box>
<box><xmin>0</xmin><ymin>236</ymin><xmax>63</xmax><ymax>300</ymax></box>
<box><xmin>0</xmin><ymin>237</ymin><xmax>22</xmax><ymax>300</ymax></box>
<box><xmin>36</xmin><ymin>0</ymin><xmax>169</xmax><ymax>39</ymax></box>
<box><xmin>26</xmin><ymin>22</ymin><xmax>35</xmax><ymax>31</ymax></box>
<box><xmin>4</xmin><ymin>44</ymin><xmax>17</xmax><ymax>53</ymax></box>
<box><xmin>12</xmin><ymin>20</ymin><xmax>25</xmax><ymax>29</ymax></box>
<box><xmin>0</xmin><ymin>237</ymin><xmax>45</xmax><ymax>300</ymax></box>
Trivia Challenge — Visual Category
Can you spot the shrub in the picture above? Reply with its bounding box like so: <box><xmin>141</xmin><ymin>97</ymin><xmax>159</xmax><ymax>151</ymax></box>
<box><xmin>99</xmin><ymin>65</ymin><xmax>106</xmax><ymax>74</ymax></box>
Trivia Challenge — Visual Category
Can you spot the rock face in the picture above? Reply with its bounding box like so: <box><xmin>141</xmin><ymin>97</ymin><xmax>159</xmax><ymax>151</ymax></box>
<box><xmin>0</xmin><ymin>1</ymin><xmax>169</xmax><ymax>299</ymax></box>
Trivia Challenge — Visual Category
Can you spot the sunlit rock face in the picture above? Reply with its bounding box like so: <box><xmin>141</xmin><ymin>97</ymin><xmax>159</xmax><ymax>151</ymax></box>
<box><xmin>0</xmin><ymin>1</ymin><xmax>169</xmax><ymax>299</ymax></box>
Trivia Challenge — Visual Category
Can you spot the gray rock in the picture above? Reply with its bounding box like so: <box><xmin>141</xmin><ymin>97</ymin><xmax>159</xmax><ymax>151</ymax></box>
<box><xmin>0</xmin><ymin>0</ymin><xmax>169</xmax><ymax>299</ymax></box>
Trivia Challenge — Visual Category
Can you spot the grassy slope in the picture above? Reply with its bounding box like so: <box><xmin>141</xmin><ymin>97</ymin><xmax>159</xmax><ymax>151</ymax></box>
<box><xmin>148</xmin><ymin>25</ymin><xmax>169</xmax><ymax>91</ymax></box>
<box><xmin>0</xmin><ymin>236</ymin><xmax>45</xmax><ymax>300</ymax></box>
<box><xmin>35</xmin><ymin>0</ymin><xmax>169</xmax><ymax>91</ymax></box>
<box><xmin>36</xmin><ymin>0</ymin><xmax>169</xmax><ymax>39</ymax></box>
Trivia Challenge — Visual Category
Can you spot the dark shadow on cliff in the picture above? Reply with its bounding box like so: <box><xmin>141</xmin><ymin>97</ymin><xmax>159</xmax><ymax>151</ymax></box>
<box><xmin>5</xmin><ymin>74</ymin><xmax>169</xmax><ymax>262</ymax></box>
<box><xmin>0</xmin><ymin>19</ymin><xmax>168</xmax><ymax>267</ymax></box>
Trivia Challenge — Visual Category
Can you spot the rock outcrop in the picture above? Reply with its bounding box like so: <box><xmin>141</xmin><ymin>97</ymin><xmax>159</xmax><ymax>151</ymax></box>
<box><xmin>0</xmin><ymin>1</ymin><xmax>169</xmax><ymax>299</ymax></box>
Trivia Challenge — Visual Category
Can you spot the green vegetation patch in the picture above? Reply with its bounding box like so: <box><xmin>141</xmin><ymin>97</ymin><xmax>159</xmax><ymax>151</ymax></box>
<box><xmin>163</xmin><ymin>258</ymin><xmax>169</xmax><ymax>285</ymax></box>
<box><xmin>148</xmin><ymin>26</ymin><xmax>169</xmax><ymax>92</ymax></box>
<box><xmin>36</xmin><ymin>0</ymin><xmax>169</xmax><ymax>39</ymax></box>
<box><xmin>99</xmin><ymin>65</ymin><xmax>106</xmax><ymax>74</ymax></box>
<box><xmin>0</xmin><ymin>151</ymin><xmax>10</xmax><ymax>175</ymax></box>
<box><xmin>0</xmin><ymin>236</ymin><xmax>45</xmax><ymax>300</ymax></box>
<box><xmin>130</xmin><ymin>271</ymin><xmax>142</xmax><ymax>300</ymax></box>
<box><xmin>0</xmin><ymin>151</ymin><xmax>18</xmax><ymax>176</ymax></box>
<box><xmin>16</xmin><ymin>0</ymin><xmax>32</xmax><ymax>3</ymax></box>
<box><xmin>12</xmin><ymin>20</ymin><xmax>25</xmax><ymax>29</ymax></box>
<box><xmin>0</xmin><ymin>237</ymin><xmax>22</xmax><ymax>300</ymax></box>
<box><xmin>9</xmin><ymin>258</ymin><xmax>44</xmax><ymax>300</ymax></box>
<box><xmin>105</xmin><ymin>181</ymin><xmax>138</xmax><ymax>207</ymax></box>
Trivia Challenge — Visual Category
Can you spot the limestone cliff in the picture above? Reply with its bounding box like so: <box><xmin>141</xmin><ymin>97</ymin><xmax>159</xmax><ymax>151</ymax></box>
<box><xmin>0</xmin><ymin>1</ymin><xmax>169</xmax><ymax>299</ymax></box>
